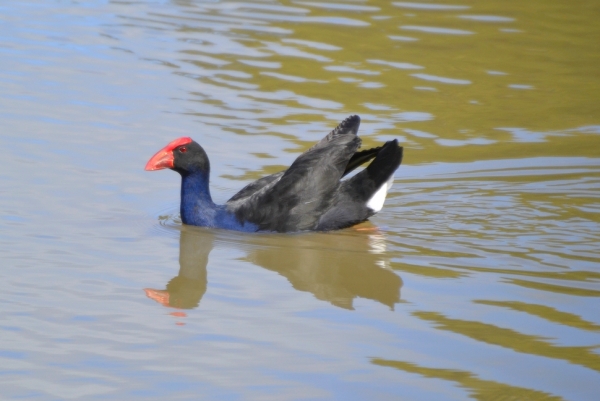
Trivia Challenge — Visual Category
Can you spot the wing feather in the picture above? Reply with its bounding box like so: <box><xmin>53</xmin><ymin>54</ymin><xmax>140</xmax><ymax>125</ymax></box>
<box><xmin>227</xmin><ymin>122</ymin><xmax>361</xmax><ymax>232</ymax></box>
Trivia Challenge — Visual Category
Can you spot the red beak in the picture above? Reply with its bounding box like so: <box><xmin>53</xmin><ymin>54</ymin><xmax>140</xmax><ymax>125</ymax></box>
<box><xmin>145</xmin><ymin>137</ymin><xmax>192</xmax><ymax>171</ymax></box>
<box><xmin>145</xmin><ymin>149</ymin><xmax>174</xmax><ymax>171</ymax></box>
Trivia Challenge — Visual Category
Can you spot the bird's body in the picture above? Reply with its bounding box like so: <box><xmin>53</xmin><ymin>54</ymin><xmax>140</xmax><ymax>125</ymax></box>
<box><xmin>145</xmin><ymin>115</ymin><xmax>403</xmax><ymax>233</ymax></box>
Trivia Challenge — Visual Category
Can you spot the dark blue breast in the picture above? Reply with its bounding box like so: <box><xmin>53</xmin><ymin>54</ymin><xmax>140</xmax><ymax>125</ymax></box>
<box><xmin>180</xmin><ymin>173</ymin><xmax>259</xmax><ymax>232</ymax></box>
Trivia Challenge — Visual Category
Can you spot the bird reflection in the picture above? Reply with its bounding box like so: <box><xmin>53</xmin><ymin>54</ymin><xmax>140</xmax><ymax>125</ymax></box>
<box><xmin>144</xmin><ymin>227</ymin><xmax>212</xmax><ymax>310</ymax></box>
<box><xmin>243</xmin><ymin>227</ymin><xmax>402</xmax><ymax>310</ymax></box>
<box><xmin>145</xmin><ymin>224</ymin><xmax>402</xmax><ymax>312</ymax></box>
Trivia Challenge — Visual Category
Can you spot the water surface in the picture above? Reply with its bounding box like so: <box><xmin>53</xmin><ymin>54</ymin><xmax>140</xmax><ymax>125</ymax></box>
<box><xmin>1</xmin><ymin>0</ymin><xmax>599</xmax><ymax>399</ymax></box>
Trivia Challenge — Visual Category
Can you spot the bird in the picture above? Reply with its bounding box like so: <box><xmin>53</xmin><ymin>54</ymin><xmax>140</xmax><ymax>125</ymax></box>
<box><xmin>145</xmin><ymin>115</ymin><xmax>403</xmax><ymax>233</ymax></box>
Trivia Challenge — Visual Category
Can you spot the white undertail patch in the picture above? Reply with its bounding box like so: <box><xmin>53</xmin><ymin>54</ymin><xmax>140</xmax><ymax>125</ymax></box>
<box><xmin>366</xmin><ymin>176</ymin><xmax>394</xmax><ymax>212</ymax></box>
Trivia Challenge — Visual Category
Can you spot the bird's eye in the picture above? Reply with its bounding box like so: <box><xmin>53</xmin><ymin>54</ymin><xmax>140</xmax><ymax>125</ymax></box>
<box><xmin>179</xmin><ymin>146</ymin><xmax>187</xmax><ymax>153</ymax></box>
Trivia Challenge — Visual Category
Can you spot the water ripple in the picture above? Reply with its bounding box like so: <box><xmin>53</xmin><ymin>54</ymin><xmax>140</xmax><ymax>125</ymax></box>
<box><xmin>294</xmin><ymin>2</ymin><xmax>381</xmax><ymax>12</ymax></box>
<box><xmin>458</xmin><ymin>15</ymin><xmax>516</xmax><ymax>22</ymax></box>
<box><xmin>393</xmin><ymin>2</ymin><xmax>470</xmax><ymax>11</ymax></box>
<box><xmin>368</xmin><ymin>59</ymin><xmax>424</xmax><ymax>70</ymax></box>
<box><xmin>400</xmin><ymin>25</ymin><xmax>474</xmax><ymax>35</ymax></box>
<box><xmin>411</xmin><ymin>73</ymin><xmax>471</xmax><ymax>85</ymax></box>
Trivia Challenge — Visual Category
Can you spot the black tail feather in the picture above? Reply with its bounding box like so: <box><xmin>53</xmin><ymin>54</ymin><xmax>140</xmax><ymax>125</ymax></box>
<box><xmin>343</xmin><ymin>146</ymin><xmax>382</xmax><ymax>177</ymax></box>
<box><xmin>343</xmin><ymin>139</ymin><xmax>402</xmax><ymax>203</ymax></box>
<box><xmin>366</xmin><ymin>139</ymin><xmax>403</xmax><ymax>188</ymax></box>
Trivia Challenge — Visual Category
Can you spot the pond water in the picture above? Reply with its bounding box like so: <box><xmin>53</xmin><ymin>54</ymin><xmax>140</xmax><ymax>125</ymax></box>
<box><xmin>1</xmin><ymin>0</ymin><xmax>599</xmax><ymax>399</ymax></box>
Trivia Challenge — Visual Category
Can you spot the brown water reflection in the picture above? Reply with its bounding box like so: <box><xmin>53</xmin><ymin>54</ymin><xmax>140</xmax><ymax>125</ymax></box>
<box><xmin>145</xmin><ymin>229</ymin><xmax>212</xmax><ymax>310</ymax></box>
<box><xmin>414</xmin><ymin>311</ymin><xmax>600</xmax><ymax>373</ymax></box>
<box><xmin>372</xmin><ymin>358</ymin><xmax>563</xmax><ymax>401</ymax></box>
<box><xmin>475</xmin><ymin>300</ymin><xmax>600</xmax><ymax>333</ymax></box>
<box><xmin>125</xmin><ymin>0</ymin><xmax>600</xmax><ymax>166</ymax></box>
<box><xmin>146</xmin><ymin>226</ymin><xmax>402</xmax><ymax>310</ymax></box>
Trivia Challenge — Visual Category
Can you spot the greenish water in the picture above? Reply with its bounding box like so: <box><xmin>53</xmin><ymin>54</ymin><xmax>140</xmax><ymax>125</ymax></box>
<box><xmin>1</xmin><ymin>0</ymin><xmax>599</xmax><ymax>399</ymax></box>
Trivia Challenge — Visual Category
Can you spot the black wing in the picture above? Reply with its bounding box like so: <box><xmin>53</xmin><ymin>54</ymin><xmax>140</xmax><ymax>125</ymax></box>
<box><xmin>227</xmin><ymin>115</ymin><xmax>362</xmax><ymax>232</ymax></box>
<box><xmin>227</xmin><ymin>115</ymin><xmax>363</xmax><ymax>204</ymax></box>
<box><xmin>227</xmin><ymin>171</ymin><xmax>284</xmax><ymax>203</ymax></box>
